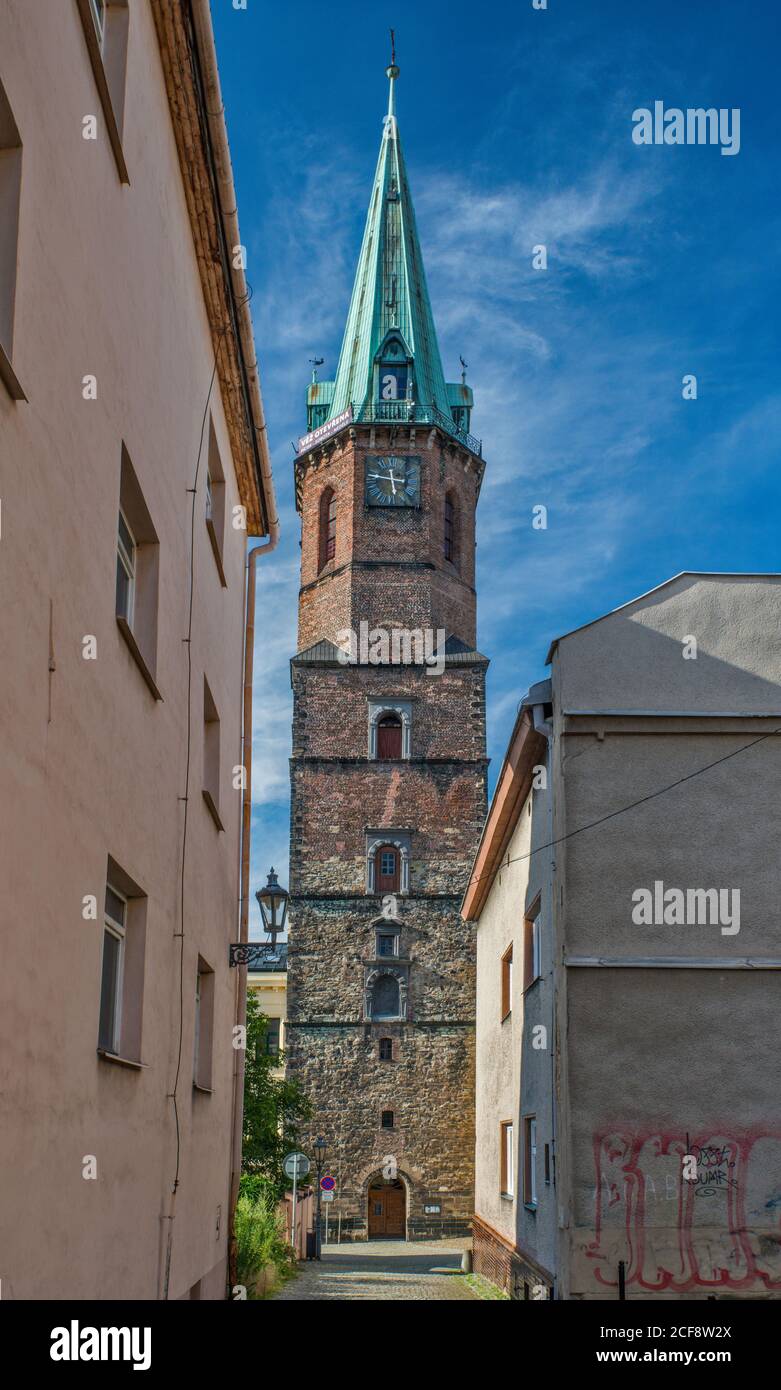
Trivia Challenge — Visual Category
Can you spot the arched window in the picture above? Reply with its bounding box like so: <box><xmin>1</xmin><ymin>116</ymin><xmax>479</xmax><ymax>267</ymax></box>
<box><xmin>444</xmin><ymin>493</ymin><xmax>457</xmax><ymax>565</ymax></box>
<box><xmin>377</xmin><ymin>714</ymin><xmax>402</xmax><ymax>760</ymax></box>
<box><xmin>371</xmin><ymin>974</ymin><xmax>401</xmax><ymax>1020</ymax></box>
<box><xmin>375</xmin><ymin>844</ymin><xmax>400</xmax><ymax>893</ymax></box>
<box><xmin>318</xmin><ymin>487</ymin><xmax>336</xmax><ymax>571</ymax></box>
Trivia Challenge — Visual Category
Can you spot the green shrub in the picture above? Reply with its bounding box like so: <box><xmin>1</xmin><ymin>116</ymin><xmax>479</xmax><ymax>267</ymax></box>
<box><xmin>234</xmin><ymin>1184</ymin><xmax>295</xmax><ymax>1294</ymax></box>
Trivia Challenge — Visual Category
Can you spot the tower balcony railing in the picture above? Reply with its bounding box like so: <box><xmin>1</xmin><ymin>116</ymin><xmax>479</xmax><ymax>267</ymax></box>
<box><xmin>353</xmin><ymin>400</ymin><xmax>482</xmax><ymax>458</ymax></box>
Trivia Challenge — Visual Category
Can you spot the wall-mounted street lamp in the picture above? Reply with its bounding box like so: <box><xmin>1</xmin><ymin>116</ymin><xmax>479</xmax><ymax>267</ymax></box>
<box><xmin>229</xmin><ymin>867</ymin><xmax>289</xmax><ymax>967</ymax></box>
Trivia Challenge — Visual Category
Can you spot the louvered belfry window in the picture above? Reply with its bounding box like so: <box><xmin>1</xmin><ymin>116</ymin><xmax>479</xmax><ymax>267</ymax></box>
<box><xmin>318</xmin><ymin>487</ymin><xmax>336</xmax><ymax>570</ymax></box>
<box><xmin>444</xmin><ymin>494</ymin><xmax>455</xmax><ymax>563</ymax></box>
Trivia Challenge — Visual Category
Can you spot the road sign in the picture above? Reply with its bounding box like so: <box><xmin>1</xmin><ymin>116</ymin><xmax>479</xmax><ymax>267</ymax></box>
<box><xmin>320</xmin><ymin>1175</ymin><xmax>336</xmax><ymax>1191</ymax></box>
<box><xmin>283</xmin><ymin>1151</ymin><xmax>310</xmax><ymax>1180</ymax></box>
<box><xmin>321</xmin><ymin>1190</ymin><xmax>334</xmax><ymax>1202</ymax></box>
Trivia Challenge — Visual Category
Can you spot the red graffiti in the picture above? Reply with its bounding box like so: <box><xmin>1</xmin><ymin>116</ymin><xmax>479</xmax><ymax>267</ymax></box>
<box><xmin>585</xmin><ymin>1129</ymin><xmax>781</xmax><ymax>1291</ymax></box>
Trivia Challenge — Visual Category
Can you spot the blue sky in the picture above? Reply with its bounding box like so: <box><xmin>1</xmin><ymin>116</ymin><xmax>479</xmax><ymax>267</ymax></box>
<box><xmin>210</xmin><ymin>0</ymin><xmax>781</xmax><ymax>933</ymax></box>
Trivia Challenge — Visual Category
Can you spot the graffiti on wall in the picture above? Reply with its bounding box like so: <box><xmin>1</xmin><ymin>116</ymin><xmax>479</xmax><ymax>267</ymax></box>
<box><xmin>585</xmin><ymin>1130</ymin><xmax>781</xmax><ymax>1291</ymax></box>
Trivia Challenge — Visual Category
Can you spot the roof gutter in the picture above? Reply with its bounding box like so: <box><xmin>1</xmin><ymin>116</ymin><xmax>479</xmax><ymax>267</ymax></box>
<box><xmin>189</xmin><ymin>0</ymin><xmax>279</xmax><ymax>554</ymax></box>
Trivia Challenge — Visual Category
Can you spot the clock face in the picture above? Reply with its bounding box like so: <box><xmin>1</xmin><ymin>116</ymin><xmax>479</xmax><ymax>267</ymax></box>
<box><xmin>365</xmin><ymin>456</ymin><xmax>421</xmax><ymax>508</ymax></box>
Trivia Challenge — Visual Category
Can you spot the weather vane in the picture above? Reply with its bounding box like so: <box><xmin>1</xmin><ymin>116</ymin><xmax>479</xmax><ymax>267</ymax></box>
<box><xmin>390</xmin><ymin>28</ymin><xmax>396</xmax><ymax>66</ymax></box>
<box><xmin>460</xmin><ymin>355</ymin><xmax>468</xmax><ymax>384</ymax></box>
<box><xmin>309</xmin><ymin>356</ymin><xmax>324</xmax><ymax>382</ymax></box>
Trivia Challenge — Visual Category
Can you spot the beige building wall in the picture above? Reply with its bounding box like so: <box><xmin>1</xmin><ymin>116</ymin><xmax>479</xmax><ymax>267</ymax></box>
<box><xmin>551</xmin><ymin>574</ymin><xmax>781</xmax><ymax>1299</ymax></box>
<box><xmin>0</xmin><ymin>1</ymin><xmax>272</xmax><ymax>1299</ymax></box>
<box><xmin>475</xmin><ymin>802</ymin><xmax>531</xmax><ymax>1241</ymax></box>
<box><xmin>248</xmin><ymin>965</ymin><xmax>287</xmax><ymax>1079</ymax></box>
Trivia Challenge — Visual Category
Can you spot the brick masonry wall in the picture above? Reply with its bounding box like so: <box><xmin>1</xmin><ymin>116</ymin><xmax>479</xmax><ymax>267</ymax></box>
<box><xmin>296</xmin><ymin>425</ymin><xmax>481</xmax><ymax>650</ymax></box>
<box><xmin>472</xmin><ymin>1216</ymin><xmax>554</xmax><ymax>1299</ymax></box>
<box><xmin>288</xmin><ymin>420</ymin><xmax>487</xmax><ymax>1239</ymax></box>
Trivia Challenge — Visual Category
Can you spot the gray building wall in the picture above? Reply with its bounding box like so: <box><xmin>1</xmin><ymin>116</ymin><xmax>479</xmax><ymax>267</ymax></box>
<box><xmin>551</xmin><ymin>574</ymin><xmax>781</xmax><ymax>1299</ymax></box>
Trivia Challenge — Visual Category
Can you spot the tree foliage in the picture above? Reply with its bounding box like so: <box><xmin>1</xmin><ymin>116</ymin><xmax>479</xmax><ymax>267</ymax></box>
<box><xmin>242</xmin><ymin>990</ymin><xmax>311</xmax><ymax>1196</ymax></box>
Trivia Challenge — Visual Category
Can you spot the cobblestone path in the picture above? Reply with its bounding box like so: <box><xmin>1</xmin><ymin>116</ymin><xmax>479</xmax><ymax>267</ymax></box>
<box><xmin>273</xmin><ymin>1239</ymin><xmax>480</xmax><ymax>1301</ymax></box>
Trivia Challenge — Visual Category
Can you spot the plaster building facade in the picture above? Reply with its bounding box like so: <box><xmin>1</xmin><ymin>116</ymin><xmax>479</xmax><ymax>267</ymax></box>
<box><xmin>465</xmin><ymin>573</ymin><xmax>781</xmax><ymax>1299</ymax></box>
<box><xmin>248</xmin><ymin>943</ymin><xmax>288</xmax><ymax>1080</ymax></box>
<box><xmin>0</xmin><ymin>0</ymin><xmax>277</xmax><ymax>1299</ymax></box>
<box><xmin>285</xmin><ymin>62</ymin><xmax>488</xmax><ymax>1240</ymax></box>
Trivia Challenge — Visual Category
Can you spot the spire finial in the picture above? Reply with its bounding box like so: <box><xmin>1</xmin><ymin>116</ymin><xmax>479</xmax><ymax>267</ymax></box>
<box><xmin>386</xmin><ymin>28</ymin><xmax>399</xmax><ymax>119</ymax></box>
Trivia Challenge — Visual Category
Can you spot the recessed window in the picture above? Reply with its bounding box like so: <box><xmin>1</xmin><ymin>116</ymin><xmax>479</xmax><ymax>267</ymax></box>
<box><xmin>501</xmin><ymin>944</ymin><xmax>513</xmax><ymax>1021</ymax></box>
<box><xmin>115</xmin><ymin>507</ymin><xmax>136</xmax><ymax>625</ymax></box>
<box><xmin>500</xmin><ymin>1121</ymin><xmax>514</xmax><ymax>1198</ymax></box>
<box><xmin>523</xmin><ymin>903</ymin><xmax>542</xmax><ymax>991</ymax></box>
<box><xmin>368</xmin><ymin>701</ymin><xmax>411</xmax><ymax>760</ymax></box>
<box><xmin>88</xmin><ymin>0</ymin><xmax>106</xmax><ymax>46</ymax></box>
<box><xmin>264</xmin><ymin>1018</ymin><xmax>281</xmax><ymax>1057</ymax></box>
<box><xmin>0</xmin><ymin>76</ymin><xmax>23</xmax><ymax>399</ymax></box>
<box><xmin>375</xmin><ymin>845</ymin><xmax>400</xmax><ymax>893</ymax></box>
<box><xmin>318</xmin><ymin>487</ymin><xmax>336</xmax><ymax>570</ymax></box>
<box><xmin>444</xmin><ymin>493</ymin><xmax>457</xmax><ymax>566</ymax></box>
<box><xmin>205</xmin><ymin>417</ymin><xmax>227</xmax><ymax>584</ymax></box>
<box><xmin>379</xmin><ymin>1037</ymin><xmax>393</xmax><ymax>1062</ymax></box>
<box><xmin>381</xmin><ymin>1110</ymin><xmax>395</xmax><ymax>1129</ymax></box>
<box><xmin>98</xmin><ymin>859</ymin><xmax>147</xmax><ymax>1062</ymax></box>
<box><xmin>371</xmin><ymin>973</ymin><xmax>401</xmax><ymax>1021</ymax></box>
<box><xmin>193</xmin><ymin>957</ymin><xmax>215</xmax><ymax>1092</ymax></box>
<box><xmin>376</xmin><ymin>929</ymin><xmax>399</xmax><ymax>958</ymax></box>
<box><xmin>116</xmin><ymin>446</ymin><xmax>160</xmax><ymax>696</ymax></box>
<box><xmin>99</xmin><ymin>884</ymin><xmax>126</xmax><ymax>1055</ymax></box>
<box><xmin>77</xmin><ymin>0</ymin><xmax>130</xmax><ymax>180</ymax></box>
<box><xmin>377</xmin><ymin>715</ymin><xmax>402</xmax><ymax>760</ymax></box>
<box><xmin>524</xmin><ymin>1116</ymin><xmax>537</xmax><ymax>1207</ymax></box>
<box><xmin>202</xmin><ymin>677</ymin><xmax>223</xmax><ymax>829</ymax></box>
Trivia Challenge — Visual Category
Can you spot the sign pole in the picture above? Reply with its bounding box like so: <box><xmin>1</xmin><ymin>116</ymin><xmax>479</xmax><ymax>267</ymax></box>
<box><xmin>291</xmin><ymin>1156</ymin><xmax>298</xmax><ymax>1256</ymax></box>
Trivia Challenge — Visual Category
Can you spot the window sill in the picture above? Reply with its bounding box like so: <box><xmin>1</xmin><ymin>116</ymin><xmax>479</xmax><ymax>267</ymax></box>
<box><xmin>116</xmin><ymin>616</ymin><xmax>163</xmax><ymax>700</ymax></box>
<box><xmin>524</xmin><ymin>1202</ymin><xmax>538</xmax><ymax>1214</ymax></box>
<box><xmin>75</xmin><ymin>0</ymin><xmax>129</xmax><ymax>184</ymax></box>
<box><xmin>192</xmin><ymin>1082</ymin><xmax>214</xmax><ymax>1095</ymax></box>
<box><xmin>0</xmin><ymin>342</ymin><xmax>26</xmax><ymax>401</ymax></box>
<box><xmin>500</xmin><ymin>1009</ymin><xmax>512</xmax><ymax>1023</ymax></box>
<box><xmin>202</xmin><ymin>788</ymin><xmax>225</xmax><ymax>831</ymax></box>
<box><xmin>523</xmin><ymin>975</ymin><xmax>542</xmax><ymax>995</ymax></box>
<box><xmin>97</xmin><ymin>1048</ymin><xmax>145</xmax><ymax>1070</ymax></box>
<box><xmin>500</xmin><ymin>1192</ymin><xmax>515</xmax><ymax>1202</ymax></box>
<box><xmin>206</xmin><ymin>519</ymin><xmax>227</xmax><ymax>588</ymax></box>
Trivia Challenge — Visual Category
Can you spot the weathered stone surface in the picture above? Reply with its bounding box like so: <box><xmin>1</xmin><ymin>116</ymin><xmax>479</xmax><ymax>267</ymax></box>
<box><xmin>287</xmin><ymin>422</ymin><xmax>486</xmax><ymax>1239</ymax></box>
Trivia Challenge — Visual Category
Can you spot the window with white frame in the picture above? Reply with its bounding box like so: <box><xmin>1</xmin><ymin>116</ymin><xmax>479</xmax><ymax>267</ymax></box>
<box><xmin>523</xmin><ymin>899</ymin><xmax>542</xmax><ymax>990</ymax></box>
<box><xmin>500</xmin><ymin>1120</ymin><xmax>514</xmax><ymax>1197</ymax></box>
<box><xmin>115</xmin><ymin>508</ymin><xmax>136</xmax><ymax>625</ymax></box>
<box><xmin>99</xmin><ymin>882</ymin><xmax>126</xmax><ymax>1053</ymax></box>
<box><xmin>193</xmin><ymin>957</ymin><xmax>215</xmax><ymax>1091</ymax></box>
<box><xmin>88</xmin><ymin>0</ymin><xmax>106</xmax><ymax>47</ymax></box>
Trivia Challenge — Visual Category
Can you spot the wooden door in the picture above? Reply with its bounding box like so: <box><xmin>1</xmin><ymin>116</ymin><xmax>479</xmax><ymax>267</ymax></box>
<box><xmin>368</xmin><ymin>1181</ymin><xmax>406</xmax><ymax>1237</ymax></box>
<box><xmin>375</xmin><ymin>845</ymin><xmax>400</xmax><ymax>893</ymax></box>
<box><xmin>377</xmin><ymin>717</ymin><xmax>402</xmax><ymax>759</ymax></box>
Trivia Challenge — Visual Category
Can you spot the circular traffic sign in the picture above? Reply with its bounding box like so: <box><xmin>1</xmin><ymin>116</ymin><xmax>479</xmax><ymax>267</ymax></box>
<box><xmin>283</xmin><ymin>1151</ymin><xmax>310</xmax><ymax>1179</ymax></box>
<box><xmin>320</xmin><ymin>1175</ymin><xmax>335</xmax><ymax>1191</ymax></box>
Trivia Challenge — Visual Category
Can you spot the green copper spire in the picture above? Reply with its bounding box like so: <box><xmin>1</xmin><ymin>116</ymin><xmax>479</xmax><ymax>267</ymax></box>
<box><xmin>328</xmin><ymin>59</ymin><xmax>450</xmax><ymax>421</ymax></box>
<box><xmin>303</xmin><ymin>53</ymin><xmax>478</xmax><ymax>452</ymax></box>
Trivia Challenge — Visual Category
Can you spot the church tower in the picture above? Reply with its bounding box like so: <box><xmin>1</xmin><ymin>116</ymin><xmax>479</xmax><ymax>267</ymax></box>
<box><xmin>286</xmin><ymin>57</ymin><xmax>488</xmax><ymax>1240</ymax></box>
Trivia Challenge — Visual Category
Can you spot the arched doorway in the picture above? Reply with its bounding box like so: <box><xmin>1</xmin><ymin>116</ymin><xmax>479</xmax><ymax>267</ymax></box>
<box><xmin>367</xmin><ymin>1175</ymin><xmax>406</xmax><ymax>1238</ymax></box>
